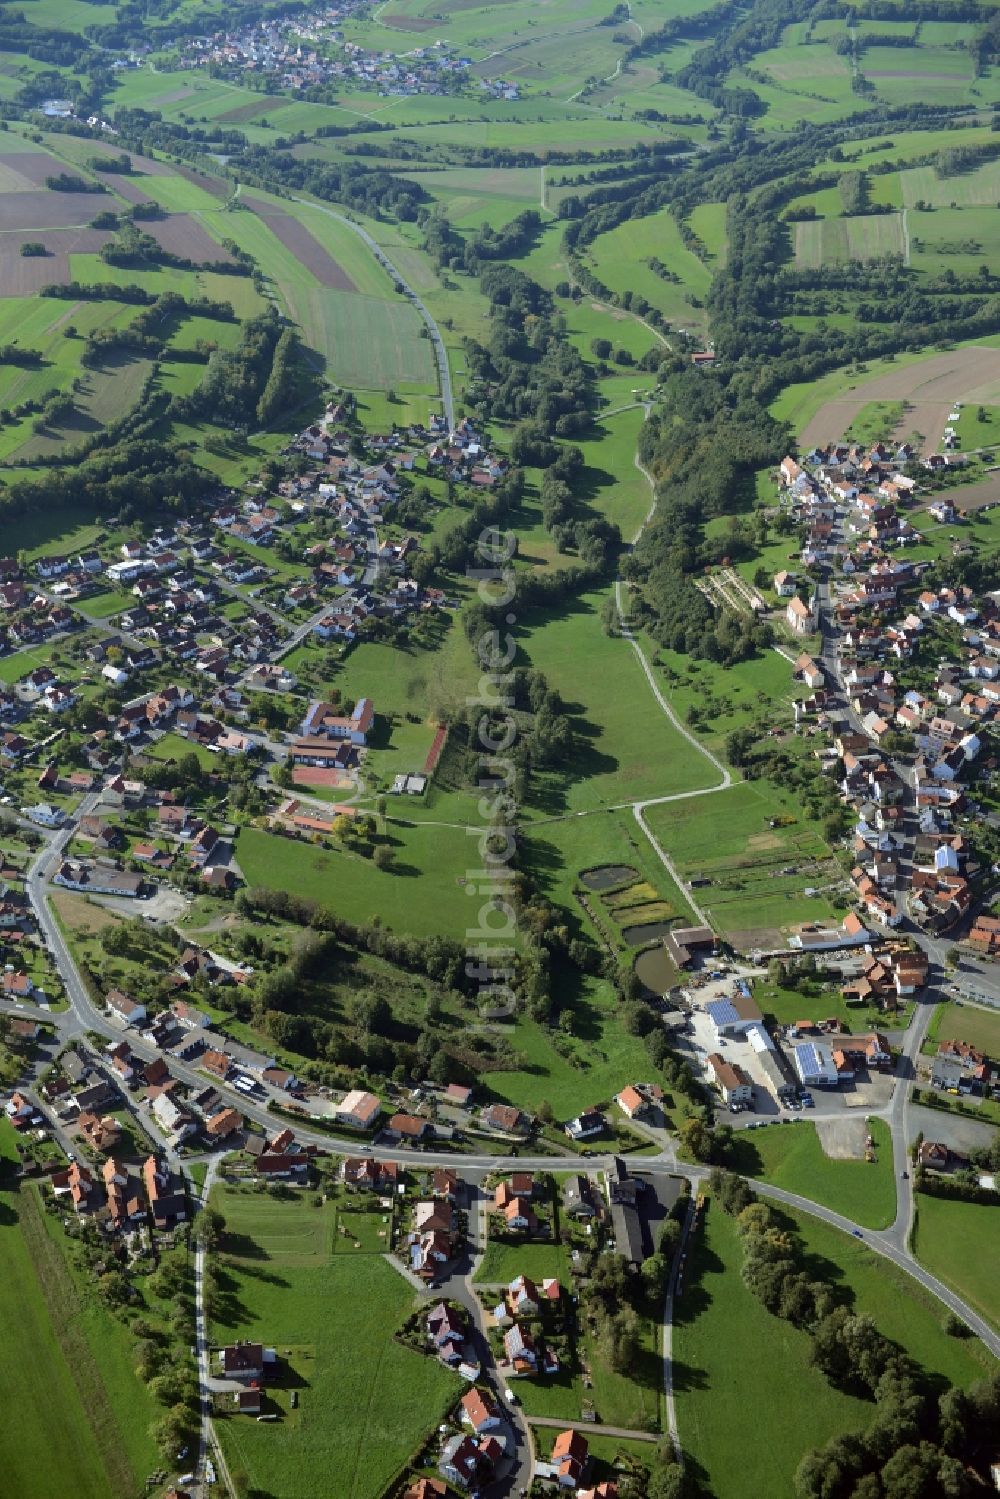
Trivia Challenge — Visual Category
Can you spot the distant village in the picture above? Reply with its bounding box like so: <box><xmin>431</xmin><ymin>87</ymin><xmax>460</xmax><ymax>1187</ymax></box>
<box><xmin>177</xmin><ymin>4</ymin><xmax>520</xmax><ymax>101</ymax></box>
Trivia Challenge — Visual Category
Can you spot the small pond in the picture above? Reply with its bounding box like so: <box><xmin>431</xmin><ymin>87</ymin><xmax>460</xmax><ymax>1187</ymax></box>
<box><xmin>580</xmin><ymin>864</ymin><xmax>638</xmax><ymax>892</ymax></box>
<box><xmin>621</xmin><ymin>920</ymin><xmax>674</xmax><ymax>947</ymax></box>
<box><xmin>635</xmin><ymin>945</ymin><xmax>675</xmax><ymax>995</ymax></box>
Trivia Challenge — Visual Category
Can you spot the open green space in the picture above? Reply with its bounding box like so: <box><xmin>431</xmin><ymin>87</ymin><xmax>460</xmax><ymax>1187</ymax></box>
<box><xmin>731</xmin><ymin>1118</ymin><xmax>896</xmax><ymax>1230</ymax></box>
<box><xmin>0</xmin><ymin>1146</ymin><xmax>158</xmax><ymax>1498</ymax></box>
<box><xmin>843</xmin><ymin>400</ymin><xmax>907</xmax><ymax>447</ymax></box>
<box><xmin>219</xmin><ymin>1188</ymin><xmax>336</xmax><ymax>1265</ymax></box>
<box><xmin>676</xmin><ymin>1199</ymin><xmax>990</xmax><ymax>1499</ymax></box>
<box><xmin>790</xmin><ymin>1208</ymin><xmax>995</xmax><ymax>1388</ymax></box>
<box><xmin>643</xmin><ymin>780</ymin><xmax>842</xmax><ymax>938</ymax></box>
<box><xmin>332</xmin><ymin>1207</ymin><xmax>394</xmax><ymax>1254</ymax></box>
<box><xmin>586</xmin><ymin>207</ymin><xmax>712</xmax><ymax>335</ymax></box>
<box><xmin>482</xmin><ymin>975</ymin><xmax>661</xmax><ymax>1120</ymax></box>
<box><xmin>211</xmin><ymin>1185</ymin><xmax>460</xmax><ymax>1499</ymax></box>
<box><xmin>674</xmin><ymin>1206</ymin><xmax>870</xmax><ymax>1498</ymax></box>
<box><xmin>473</xmin><ymin>1237</ymin><xmax>570</xmax><ymax>1284</ymax></box>
<box><xmin>912</xmin><ymin>1193</ymin><xmax>1000</xmax><ymax>1333</ymax></box>
<box><xmin>148</xmin><ymin>731</ymin><xmax>219</xmax><ymax>770</ymax></box>
<box><xmin>236</xmin><ymin>823</ymin><xmax>477</xmax><ymax>941</ymax></box>
<box><xmin>519</xmin><ymin>589</ymin><xmax>722</xmax><ymax>817</ymax></box>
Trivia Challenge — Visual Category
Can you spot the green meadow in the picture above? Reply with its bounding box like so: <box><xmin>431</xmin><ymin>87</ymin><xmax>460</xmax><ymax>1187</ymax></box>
<box><xmin>211</xmin><ymin>1187</ymin><xmax>460</xmax><ymax>1499</ymax></box>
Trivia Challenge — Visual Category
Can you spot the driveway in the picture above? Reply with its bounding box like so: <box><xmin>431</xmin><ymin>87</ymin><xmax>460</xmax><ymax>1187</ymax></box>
<box><xmin>908</xmin><ymin>1102</ymin><xmax>998</xmax><ymax>1157</ymax></box>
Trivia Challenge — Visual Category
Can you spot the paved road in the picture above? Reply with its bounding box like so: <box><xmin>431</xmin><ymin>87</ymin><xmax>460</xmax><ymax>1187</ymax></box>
<box><xmin>662</xmin><ymin>1194</ymin><xmax>694</xmax><ymax>1461</ymax></box>
<box><xmin>434</xmin><ymin>1181</ymin><xmax>535</xmax><ymax>1497</ymax></box>
<box><xmin>291</xmin><ymin>197</ymin><xmax>455</xmax><ymax>431</ymax></box>
<box><xmin>14</xmin><ymin>866</ymin><xmax>999</xmax><ymax>1367</ymax></box>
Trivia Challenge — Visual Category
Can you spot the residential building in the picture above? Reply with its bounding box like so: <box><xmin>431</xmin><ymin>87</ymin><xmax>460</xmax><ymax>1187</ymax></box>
<box><xmin>707</xmin><ymin>1052</ymin><xmax>753</xmax><ymax>1105</ymax></box>
<box><xmin>337</xmin><ymin>1089</ymin><xmax>382</xmax><ymax>1130</ymax></box>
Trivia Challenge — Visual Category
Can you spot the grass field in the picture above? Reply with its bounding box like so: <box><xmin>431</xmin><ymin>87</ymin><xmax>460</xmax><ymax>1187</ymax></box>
<box><xmin>0</xmin><ymin>1151</ymin><xmax>158</xmax><ymax>1497</ymax></box>
<box><xmin>674</xmin><ymin>1207</ymin><xmax>870</xmax><ymax>1498</ymax></box>
<box><xmin>793</xmin><ymin>213</ymin><xmax>906</xmax><ymax>268</ymax></box>
<box><xmin>236</xmin><ymin>823</ymin><xmax>478</xmax><ymax>940</ymax></box>
<box><xmin>688</xmin><ymin>201</ymin><xmax>728</xmax><ymax>264</ymax></box>
<box><xmin>912</xmin><ymin>1194</ymin><xmax>1000</xmax><ymax>1332</ymax></box>
<box><xmin>791</xmin><ymin>1209</ymin><xmax>995</xmax><ymax>1387</ymax></box>
<box><xmin>844</xmin><ymin>399</ymin><xmax>907</xmax><ymax>446</ymax></box>
<box><xmin>586</xmin><ymin>207</ymin><xmax>712</xmax><ymax>335</ymax></box>
<box><xmin>519</xmin><ymin>589</ymin><xmax>723</xmax><ymax>817</ymax></box>
<box><xmin>220</xmin><ymin>1189</ymin><xmax>336</xmax><ymax>1264</ymax></box>
<box><xmin>908</xmin><ymin>204</ymin><xmax>1000</xmax><ymax>278</ymax></box>
<box><xmin>482</xmin><ymin>974</ymin><xmax>660</xmax><ymax>1119</ymax></box>
<box><xmin>211</xmin><ymin>1186</ymin><xmax>460</xmax><ymax>1499</ymax></box>
<box><xmin>149</xmin><ymin>731</ymin><xmax>218</xmax><ymax>769</ymax></box>
<box><xmin>676</xmin><ymin>1200</ymin><xmax>990</xmax><ymax>1497</ymax></box>
<box><xmin>473</xmin><ymin>1237</ymin><xmax>570</xmax><ymax>1284</ymax></box>
<box><xmin>642</xmin><ymin>780</ymin><xmax>841</xmax><ymax>938</ymax></box>
<box><xmin>731</xmin><ymin>1118</ymin><xmax>896</xmax><ymax>1230</ymax></box>
<box><xmin>901</xmin><ymin>158</ymin><xmax>1000</xmax><ymax>210</ymax></box>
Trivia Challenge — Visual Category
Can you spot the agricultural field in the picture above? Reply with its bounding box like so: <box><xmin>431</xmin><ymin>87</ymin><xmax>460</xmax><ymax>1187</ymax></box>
<box><xmin>0</xmin><ymin>1141</ymin><xmax>159</xmax><ymax>1498</ymax></box>
<box><xmin>225</xmin><ymin>196</ymin><xmax>438</xmax><ymax>396</ymax></box>
<box><xmin>210</xmin><ymin>1187</ymin><xmax>460</xmax><ymax>1499</ymax></box>
<box><xmin>771</xmin><ymin>337</ymin><xmax>1000</xmax><ymax>449</ymax></box>
<box><xmin>729</xmin><ymin>20</ymin><xmax>1000</xmax><ymax>126</ymax></box>
<box><xmin>400</xmin><ymin>164</ymin><xmax>542</xmax><ymax>229</ymax></box>
<box><xmin>0</xmin><ymin>127</ymin><xmax>438</xmax><ymax>473</ymax></box>
<box><xmin>908</xmin><ymin>204</ymin><xmax>1000</xmax><ymax>278</ymax></box>
<box><xmin>688</xmin><ymin>201</ymin><xmax>728</xmax><ymax>264</ymax></box>
<box><xmin>792</xmin><ymin>213</ymin><xmax>907</xmax><ymax>269</ymax></box>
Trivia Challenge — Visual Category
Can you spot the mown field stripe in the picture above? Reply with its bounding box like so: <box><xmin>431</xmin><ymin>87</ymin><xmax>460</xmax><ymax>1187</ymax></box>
<box><xmin>16</xmin><ymin>1185</ymin><xmax>138</xmax><ymax>1496</ymax></box>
